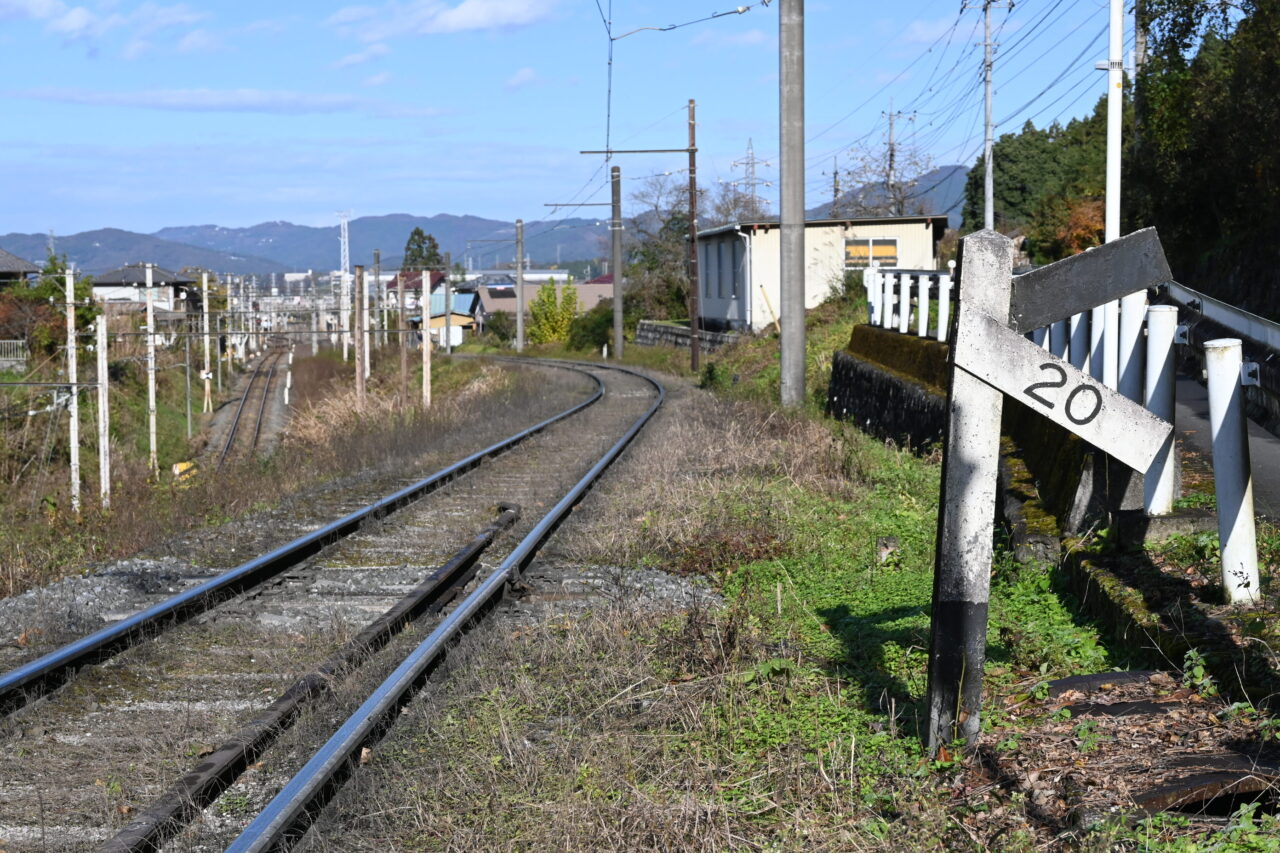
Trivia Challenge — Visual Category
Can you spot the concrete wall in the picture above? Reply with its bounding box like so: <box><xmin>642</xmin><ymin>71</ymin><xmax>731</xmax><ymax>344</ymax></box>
<box><xmin>634</xmin><ymin>320</ymin><xmax>739</xmax><ymax>352</ymax></box>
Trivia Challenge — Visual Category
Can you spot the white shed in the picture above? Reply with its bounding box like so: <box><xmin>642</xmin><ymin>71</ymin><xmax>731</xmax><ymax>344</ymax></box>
<box><xmin>696</xmin><ymin>216</ymin><xmax>947</xmax><ymax>332</ymax></box>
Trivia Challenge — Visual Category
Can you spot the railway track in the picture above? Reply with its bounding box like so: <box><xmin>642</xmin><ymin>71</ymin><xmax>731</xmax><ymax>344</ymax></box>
<box><xmin>0</xmin><ymin>359</ymin><xmax>663</xmax><ymax>851</ymax></box>
<box><xmin>218</xmin><ymin>341</ymin><xmax>289</xmax><ymax>470</ymax></box>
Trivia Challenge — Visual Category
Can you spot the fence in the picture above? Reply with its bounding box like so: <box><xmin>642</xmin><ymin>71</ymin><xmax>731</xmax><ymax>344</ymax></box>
<box><xmin>0</xmin><ymin>340</ymin><xmax>29</xmax><ymax>371</ymax></box>
<box><xmin>863</xmin><ymin>242</ymin><xmax>1274</xmax><ymax>606</ymax></box>
<box><xmin>864</xmin><ymin>266</ymin><xmax>957</xmax><ymax>342</ymax></box>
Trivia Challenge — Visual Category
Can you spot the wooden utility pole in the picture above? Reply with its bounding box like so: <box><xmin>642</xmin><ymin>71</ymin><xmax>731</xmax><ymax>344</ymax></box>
<box><xmin>687</xmin><ymin>99</ymin><xmax>701</xmax><ymax>373</ymax></box>
<box><xmin>64</xmin><ymin>271</ymin><xmax>80</xmax><ymax>514</ymax></box>
<box><xmin>354</xmin><ymin>265</ymin><xmax>367</xmax><ymax>407</ymax></box>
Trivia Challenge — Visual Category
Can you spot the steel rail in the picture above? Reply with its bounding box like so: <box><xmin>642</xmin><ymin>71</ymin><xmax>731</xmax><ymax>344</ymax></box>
<box><xmin>226</xmin><ymin>364</ymin><xmax>665</xmax><ymax>852</ymax></box>
<box><xmin>250</xmin><ymin>365</ymin><xmax>276</xmax><ymax>453</ymax></box>
<box><xmin>217</xmin><ymin>353</ymin><xmax>276</xmax><ymax>471</ymax></box>
<box><xmin>0</xmin><ymin>364</ymin><xmax>605</xmax><ymax>716</ymax></box>
<box><xmin>100</xmin><ymin>504</ymin><xmax>521</xmax><ymax>853</ymax></box>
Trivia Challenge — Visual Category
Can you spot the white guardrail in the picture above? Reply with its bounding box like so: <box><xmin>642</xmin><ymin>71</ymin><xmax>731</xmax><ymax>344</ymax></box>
<box><xmin>0</xmin><ymin>340</ymin><xmax>29</xmax><ymax>366</ymax></box>
<box><xmin>865</xmin><ymin>264</ymin><xmax>1275</xmax><ymax>605</ymax></box>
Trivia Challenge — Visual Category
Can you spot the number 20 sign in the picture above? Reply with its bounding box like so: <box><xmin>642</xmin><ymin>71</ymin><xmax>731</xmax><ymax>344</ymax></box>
<box><xmin>953</xmin><ymin>309</ymin><xmax>1171</xmax><ymax>473</ymax></box>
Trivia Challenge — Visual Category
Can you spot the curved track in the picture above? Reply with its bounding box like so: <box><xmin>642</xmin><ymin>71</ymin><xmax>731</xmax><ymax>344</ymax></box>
<box><xmin>0</xmin><ymin>359</ymin><xmax>663</xmax><ymax>851</ymax></box>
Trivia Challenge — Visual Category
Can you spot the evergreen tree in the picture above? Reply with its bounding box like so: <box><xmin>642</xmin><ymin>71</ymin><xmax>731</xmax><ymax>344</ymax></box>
<box><xmin>403</xmin><ymin>228</ymin><xmax>443</xmax><ymax>270</ymax></box>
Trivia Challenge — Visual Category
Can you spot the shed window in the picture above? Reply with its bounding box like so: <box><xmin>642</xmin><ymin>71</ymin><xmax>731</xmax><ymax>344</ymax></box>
<box><xmin>845</xmin><ymin>238</ymin><xmax>898</xmax><ymax>269</ymax></box>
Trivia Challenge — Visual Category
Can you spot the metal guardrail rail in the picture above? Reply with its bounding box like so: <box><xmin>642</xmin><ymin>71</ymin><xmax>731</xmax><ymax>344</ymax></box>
<box><xmin>1165</xmin><ymin>281</ymin><xmax>1280</xmax><ymax>352</ymax></box>
<box><xmin>0</xmin><ymin>364</ymin><xmax>606</xmax><ymax>715</ymax></box>
<box><xmin>225</xmin><ymin>363</ymin><xmax>666</xmax><ymax>853</ymax></box>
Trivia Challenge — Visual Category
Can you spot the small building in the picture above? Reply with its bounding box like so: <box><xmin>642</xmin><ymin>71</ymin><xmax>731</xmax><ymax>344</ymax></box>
<box><xmin>388</xmin><ymin>270</ymin><xmax>446</xmax><ymax>310</ymax></box>
<box><xmin>93</xmin><ymin>263</ymin><xmax>197</xmax><ymax>312</ymax></box>
<box><xmin>696</xmin><ymin>215</ymin><xmax>947</xmax><ymax>332</ymax></box>
<box><xmin>0</xmin><ymin>247</ymin><xmax>39</xmax><ymax>288</ymax></box>
<box><xmin>478</xmin><ymin>279</ymin><xmax>613</xmax><ymax>321</ymax></box>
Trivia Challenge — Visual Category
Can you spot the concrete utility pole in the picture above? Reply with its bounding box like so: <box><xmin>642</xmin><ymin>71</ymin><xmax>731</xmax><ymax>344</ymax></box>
<box><xmin>610</xmin><ymin>169</ymin><xmax>624</xmax><ymax>358</ymax></box>
<box><xmin>687</xmin><ymin>99</ymin><xmax>702</xmax><ymax>373</ymax></box>
<box><xmin>983</xmin><ymin>2</ymin><xmax>995</xmax><ymax>229</ymax></box>
<box><xmin>96</xmin><ymin>316</ymin><xmax>110</xmax><ymax>509</ymax></box>
<box><xmin>201</xmin><ymin>272</ymin><xmax>212</xmax><ymax>413</ymax></box>
<box><xmin>443</xmin><ymin>252</ymin><xmax>453</xmax><ymax>355</ymax></box>
<box><xmin>354</xmin><ymin>265</ymin><xmax>367</xmax><ymax>407</ymax></box>
<box><xmin>374</xmin><ymin>249</ymin><xmax>383</xmax><ymax>349</ymax></box>
<box><xmin>145</xmin><ymin>265</ymin><xmax>158</xmax><ymax>478</ymax></box>
<box><xmin>516</xmin><ymin>220</ymin><xmax>525</xmax><ymax>352</ymax></box>
<box><xmin>64</xmin><ymin>271</ymin><xmax>80</xmax><ymax>514</ymax></box>
<box><xmin>779</xmin><ymin>0</ymin><xmax>806</xmax><ymax>408</ymax></box>
<box><xmin>399</xmin><ymin>266</ymin><xmax>409</xmax><ymax>405</ymax></box>
<box><xmin>422</xmin><ymin>294</ymin><xmax>432</xmax><ymax>409</ymax></box>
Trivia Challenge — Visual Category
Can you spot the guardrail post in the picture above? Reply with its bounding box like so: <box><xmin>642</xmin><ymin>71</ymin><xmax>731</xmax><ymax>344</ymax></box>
<box><xmin>1205</xmin><ymin>339</ymin><xmax>1260</xmax><ymax>603</ymax></box>
<box><xmin>1119</xmin><ymin>291</ymin><xmax>1147</xmax><ymax>402</ymax></box>
<box><xmin>1069</xmin><ymin>312</ymin><xmax>1089</xmax><ymax>371</ymax></box>
<box><xmin>897</xmin><ymin>274</ymin><xmax>911</xmax><ymax>334</ymax></box>
<box><xmin>1050</xmin><ymin>319</ymin><xmax>1069</xmax><ymax>360</ymax></box>
<box><xmin>937</xmin><ymin>267</ymin><xmax>953</xmax><ymax>342</ymax></box>
<box><xmin>1102</xmin><ymin>299</ymin><xmax>1120</xmax><ymax>388</ymax></box>
<box><xmin>866</xmin><ymin>269</ymin><xmax>879</xmax><ymax>325</ymax></box>
<box><xmin>917</xmin><ymin>275</ymin><xmax>929</xmax><ymax>337</ymax></box>
<box><xmin>1143</xmin><ymin>305</ymin><xmax>1179</xmax><ymax>515</ymax></box>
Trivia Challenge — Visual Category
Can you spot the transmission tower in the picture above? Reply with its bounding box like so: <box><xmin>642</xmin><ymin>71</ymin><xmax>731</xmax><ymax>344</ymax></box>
<box><xmin>731</xmin><ymin>139</ymin><xmax>772</xmax><ymax>216</ymax></box>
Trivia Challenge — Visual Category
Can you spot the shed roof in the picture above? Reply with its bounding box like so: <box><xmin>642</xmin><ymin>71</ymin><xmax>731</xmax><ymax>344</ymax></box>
<box><xmin>0</xmin><ymin>247</ymin><xmax>40</xmax><ymax>275</ymax></box>
<box><xmin>93</xmin><ymin>263</ymin><xmax>196</xmax><ymax>286</ymax></box>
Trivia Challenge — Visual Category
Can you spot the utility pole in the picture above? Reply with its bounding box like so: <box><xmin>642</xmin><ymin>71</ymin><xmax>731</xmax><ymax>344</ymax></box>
<box><xmin>96</xmin><ymin>316</ymin><xmax>110</xmax><ymax>509</ymax></box>
<box><xmin>443</xmin><ymin>252</ymin><xmax>453</xmax><ymax>355</ymax></box>
<box><xmin>202</xmin><ymin>272</ymin><xmax>212</xmax><ymax>413</ymax></box>
<box><xmin>829</xmin><ymin>157</ymin><xmax>841</xmax><ymax>216</ymax></box>
<box><xmin>779</xmin><ymin>0</ymin><xmax>806</xmax><ymax>408</ymax></box>
<box><xmin>374</xmin><ymin>249</ymin><xmax>384</xmax><ymax>349</ymax></box>
<box><xmin>516</xmin><ymin>219</ymin><xmax>526</xmax><ymax>352</ymax></box>
<box><xmin>611</xmin><ymin>168</ymin><xmax>624</xmax><ymax>358</ymax></box>
<box><xmin>883</xmin><ymin>105</ymin><xmax>915</xmax><ymax>216</ymax></box>
<box><xmin>355</xmin><ymin>265</ymin><xmax>367</xmax><ymax>407</ymax></box>
<box><xmin>967</xmin><ymin>0</ymin><xmax>1010</xmax><ymax>229</ymax></box>
<box><xmin>145</xmin><ymin>264</ymin><xmax>158</xmax><ymax>478</ymax></box>
<box><xmin>338</xmin><ymin>211</ymin><xmax>351</xmax><ymax>362</ymax></box>
<box><xmin>64</xmin><ymin>270</ymin><xmax>80</xmax><ymax>514</ymax></box>
<box><xmin>687</xmin><ymin>99</ymin><xmax>702</xmax><ymax>373</ymax></box>
<box><xmin>422</xmin><ymin>288</ymin><xmax>432</xmax><ymax>409</ymax></box>
<box><xmin>399</xmin><ymin>264</ymin><xmax>409</xmax><ymax>405</ymax></box>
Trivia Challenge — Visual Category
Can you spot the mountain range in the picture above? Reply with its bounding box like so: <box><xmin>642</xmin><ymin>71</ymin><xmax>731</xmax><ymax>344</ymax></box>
<box><xmin>806</xmin><ymin>165</ymin><xmax>969</xmax><ymax>227</ymax></box>
<box><xmin>0</xmin><ymin>166</ymin><xmax>967</xmax><ymax>276</ymax></box>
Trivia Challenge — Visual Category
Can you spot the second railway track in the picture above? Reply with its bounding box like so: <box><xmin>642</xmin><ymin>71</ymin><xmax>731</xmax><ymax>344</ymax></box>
<box><xmin>0</xmin><ymin>359</ymin><xmax>663</xmax><ymax>851</ymax></box>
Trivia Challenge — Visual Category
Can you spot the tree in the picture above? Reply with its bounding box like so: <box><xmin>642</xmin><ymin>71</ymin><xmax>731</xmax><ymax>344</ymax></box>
<box><xmin>838</xmin><ymin>136</ymin><xmax>933</xmax><ymax>218</ymax></box>
<box><xmin>527</xmin><ymin>279</ymin><xmax>577</xmax><ymax>344</ymax></box>
<box><xmin>624</xmin><ymin>174</ymin><xmax>692</xmax><ymax>321</ymax></box>
<box><xmin>403</xmin><ymin>227</ymin><xmax>443</xmax><ymax>270</ymax></box>
<box><xmin>703</xmin><ymin>180</ymin><xmax>772</xmax><ymax>228</ymax></box>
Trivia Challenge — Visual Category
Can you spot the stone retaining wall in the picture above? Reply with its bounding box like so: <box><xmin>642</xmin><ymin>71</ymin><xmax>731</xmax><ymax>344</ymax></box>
<box><xmin>634</xmin><ymin>320</ymin><xmax>739</xmax><ymax>352</ymax></box>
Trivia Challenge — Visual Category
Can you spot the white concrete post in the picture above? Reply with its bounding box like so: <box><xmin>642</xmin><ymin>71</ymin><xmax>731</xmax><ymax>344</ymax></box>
<box><xmin>865</xmin><ymin>269</ymin><xmax>878</xmax><ymax>325</ymax></box>
<box><xmin>916</xmin><ymin>275</ymin><xmax>929</xmax><ymax>337</ymax></box>
<box><xmin>1069</xmin><ymin>312</ymin><xmax>1089</xmax><ymax>372</ymax></box>
<box><xmin>201</xmin><ymin>272</ymin><xmax>212</xmax><ymax>413</ymax></box>
<box><xmin>1143</xmin><ymin>305</ymin><xmax>1179</xmax><ymax>515</ymax></box>
<box><xmin>421</xmin><ymin>322</ymin><xmax>431</xmax><ymax>409</ymax></box>
<box><xmin>96</xmin><ymin>318</ymin><xmax>110</xmax><ymax>509</ymax></box>
<box><xmin>64</xmin><ymin>271</ymin><xmax>80</xmax><ymax>515</ymax></box>
<box><xmin>1090</xmin><ymin>304</ymin><xmax>1106</xmax><ymax>382</ymax></box>
<box><xmin>1031</xmin><ymin>327</ymin><xmax>1048</xmax><ymax>349</ymax></box>
<box><xmin>145</xmin><ymin>265</ymin><xmax>158</xmax><ymax>478</ymax></box>
<box><xmin>1103</xmin><ymin>300</ymin><xmax>1120</xmax><ymax>388</ymax></box>
<box><xmin>1050</xmin><ymin>319</ymin><xmax>1069</xmax><ymax>360</ymax></box>
<box><xmin>1205</xmin><ymin>339</ymin><xmax>1260</xmax><ymax>604</ymax></box>
<box><xmin>880</xmin><ymin>269</ymin><xmax>893</xmax><ymax>329</ymax></box>
<box><xmin>1118</xmin><ymin>290</ymin><xmax>1148</xmax><ymax>402</ymax></box>
<box><xmin>897</xmin><ymin>274</ymin><xmax>911</xmax><ymax>334</ymax></box>
<box><xmin>937</xmin><ymin>261</ymin><xmax>955</xmax><ymax>342</ymax></box>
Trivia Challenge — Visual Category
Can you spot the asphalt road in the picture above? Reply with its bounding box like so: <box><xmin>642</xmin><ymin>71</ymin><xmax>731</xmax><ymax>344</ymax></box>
<box><xmin>1174</xmin><ymin>376</ymin><xmax>1279</xmax><ymax>521</ymax></box>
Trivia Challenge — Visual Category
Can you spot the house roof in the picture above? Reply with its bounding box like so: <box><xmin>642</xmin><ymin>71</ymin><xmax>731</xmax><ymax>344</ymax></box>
<box><xmin>0</xmin><ymin>247</ymin><xmax>39</xmax><ymax>275</ymax></box>
<box><xmin>428</xmin><ymin>291</ymin><xmax>479</xmax><ymax>316</ymax></box>
<box><xmin>389</xmin><ymin>270</ymin><xmax>445</xmax><ymax>292</ymax></box>
<box><xmin>696</xmin><ymin>214</ymin><xmax>948</xmax><ymax>241</ymax></box>
<box><xmin>93</xmin><ymin>263</ymin><xmax>196</xmax><ymax>286</ymax></box>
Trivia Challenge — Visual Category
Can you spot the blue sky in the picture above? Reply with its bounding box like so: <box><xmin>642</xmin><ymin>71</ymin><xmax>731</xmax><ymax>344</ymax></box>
<box><xmin>0</xmin><ymin>0</ymin><xmax>1130</xmax><ymax>235</ymax></box>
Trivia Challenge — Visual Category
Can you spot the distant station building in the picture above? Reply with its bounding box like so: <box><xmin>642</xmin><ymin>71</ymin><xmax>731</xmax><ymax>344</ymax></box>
<box><xmin>93</xmin><ymin>263</ymin><xmax>198</xmax><ymax>314</ymax></box>
<box><xmin>696</xmin><ymin>215</ymin><xmax>947</xmax><ymax>332</ymax></box>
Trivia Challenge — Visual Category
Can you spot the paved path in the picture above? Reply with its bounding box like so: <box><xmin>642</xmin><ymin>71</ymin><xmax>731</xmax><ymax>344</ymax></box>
<box><xmin>1174</xmin><ymin>376</ymin><xmax>1280</xmax><ymax>521</ymax></box>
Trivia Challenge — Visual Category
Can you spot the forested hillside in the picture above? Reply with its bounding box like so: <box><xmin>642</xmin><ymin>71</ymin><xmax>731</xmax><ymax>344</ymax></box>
<box><xmin>963</xmin><ymin>0</ymin><xmax>1280</xmax><ymax>319</ymax></box>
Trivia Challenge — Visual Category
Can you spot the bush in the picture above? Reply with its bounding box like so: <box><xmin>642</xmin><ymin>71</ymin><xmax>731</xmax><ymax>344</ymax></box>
<box><xmin>567</xmin><ymin>303</ymin><xmax>612</xmax><ymax>351</ymax></box>
<box><xmin>484</xmin><ymin>311</ymin><xmax>515</xmax><ymax>343</ymax></box>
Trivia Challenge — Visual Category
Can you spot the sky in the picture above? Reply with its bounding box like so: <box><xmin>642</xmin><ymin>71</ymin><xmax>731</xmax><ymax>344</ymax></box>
<box><xmin>0</xmin><ymin>0</ymin><xmax>1131</xmax><ymax>237</ymax></box>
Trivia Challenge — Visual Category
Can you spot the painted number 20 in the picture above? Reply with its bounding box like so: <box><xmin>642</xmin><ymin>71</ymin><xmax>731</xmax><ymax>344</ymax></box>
<box><xmin>1023</xmin><ymin>363</ymin><xmax>1103</xmax><ymax>426</ymax></box>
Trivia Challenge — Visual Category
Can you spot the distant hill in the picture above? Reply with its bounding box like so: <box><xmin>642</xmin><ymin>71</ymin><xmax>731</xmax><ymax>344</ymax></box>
<box><xmin>0</xmin><ymin>228</ymin><xmax>289</xmax><ymax>276</ymax></box>
<box><xmin>806</xmin><ymin>165</ymin><xmax>969</xmax><ymax>229</ymax></box>
<box><xmin>155</xmin><ymin>213</ymin><xmax>612</xmax><ymax>272</ymax></box>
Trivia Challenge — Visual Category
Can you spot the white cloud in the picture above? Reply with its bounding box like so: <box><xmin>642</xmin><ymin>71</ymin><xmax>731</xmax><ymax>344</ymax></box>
<box><xmin>329</xmin><ymin>0</ymin><xmax>557</xmax><ymax>42</ymax></box>
<box><xmin>363</xmin><ymin>71</ymin><xmax>392</xmax><ymax>86</ymax></box>
<box><xmin>503</xmin><ymin>66</ymin><xmax>538</xmax><ymax>90</ymax></box>
<box><xmin>175</xmin><ymin>28</ymin><xmax>221</xmax><ymax>53</ymax></box>
<box><xmin>1</xmin><ymin>1</ymin><xmax>208</xmax><ymax>54</ymax></box>
<box><xmin>11</xmin><ymin>86</ymin><xmax>441</xmax><ymax>118</ymax></box>
<box><xmin>334</xmin><ymin>42</ymin><xmax>390</xmax><ymax>68</ymax></box>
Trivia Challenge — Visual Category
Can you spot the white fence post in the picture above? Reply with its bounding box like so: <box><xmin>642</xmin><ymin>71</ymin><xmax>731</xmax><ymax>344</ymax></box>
<box><xmin>897</xmin><ymin>274</ymin><xmax>911</xmax><ymax>334</ymax></box>
<box><xmin>916</xmin><ymin>275</ymin><xmax>929</xmax><ymax>337</ymax></box>
<box><xmin>1069</xmin><ymin>312</ymin><xmax>1089</xmax><ymax>372</ymax></box>
<box><xmin>1102</xmin><ymin>300</ymin><xmax>1120</xmax><ymax>388</ymax></box>
<box><xmin>1050</xmin><ymin>319</ymin><xmax>1069</xmax><ymax>360</ymax></box>
<box><xmin>1143</xmin><ymin>305</ymin><xmax>1178</xmax><ymax>515</ymax></box>
<box><xmin>880</xmin><ymin>269</ymin><xmax>893</xmax><ymax>329</ymax></box>
<box><xmin>1118</xmin><ymin>291</ymin><xmax>1148</xmax><ymax>402</ymax></box>
<box><xmin>1204</xmin><ymin>338</ymin><xmax>1260</xmax><ymax>604</ymax></box>
<box><xmin>938</xmin><ymin>260</ymin><xmax>955</xmax><ymax>342</ymax></box>
<box><xmin>866</xmin><ymin>269</ymin><xmax>879</xmax><ymax>325</ymax></box>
